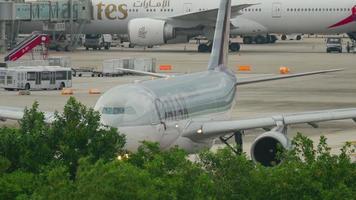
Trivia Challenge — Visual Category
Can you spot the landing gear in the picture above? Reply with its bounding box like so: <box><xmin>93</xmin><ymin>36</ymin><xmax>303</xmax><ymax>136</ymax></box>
<box><xmin>219</xmin><ymin>130</ymin><xmax>244</xmax><ymax>155</ymax></box>
<box><xmin>229</xmin><ymin>42</ymin><xmax>240</xmax><ymax>52</ymax></box>
<box><xmin>243</xmin><ymin>35</ymin><xmax>277</xmax><ymax>44</ymax></box>
<box><xmin>254</xmin><ymin>35</ymin><xmax>267</xmax><ymax>44</ymax></box>
<box><xmin>198</xmin><ymin>42</ymin><xmax>240</xmax><ymax>52</ymax></box>
<box><xmin>268</xmin><ymin>35</ymin><xmax>278</xmax><ymax>43</ymax></box>
<box><xmin>198</xmin><ymin>43</ymin><xmax>212</xmax><ymax>52</ymax></box>
<box><xmin>281</xmin><ymin>34</ymin><xmax>287</xmax><ymax>40</ymax></box>
<box><xmin>243</xmin><ymin>36</ymin><xmax>253</xmax><ymax>44</ymax></box>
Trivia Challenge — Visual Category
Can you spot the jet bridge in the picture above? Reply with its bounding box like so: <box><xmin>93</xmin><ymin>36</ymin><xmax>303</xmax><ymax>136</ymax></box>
<box><xmin>0</xmin><ymin>0</ymin><xmax>92</xmax><ymax>53</ymax></box>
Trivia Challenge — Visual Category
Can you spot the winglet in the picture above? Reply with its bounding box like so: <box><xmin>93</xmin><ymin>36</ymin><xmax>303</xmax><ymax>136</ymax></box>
<box><xmin>207</xmin><ymin>0</ymin><xmax>231</xmax><ymax>71</ymax></box>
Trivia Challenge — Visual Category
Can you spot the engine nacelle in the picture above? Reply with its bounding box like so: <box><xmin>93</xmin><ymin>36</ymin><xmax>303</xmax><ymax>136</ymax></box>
<box><xmin>251</xmin><ymin>131</ymin><xmax>291</xmax><ymax>167</ymax></box>
<box><xmin>128</xmin><ymin>18</ymin><xmax>175</xmax><ymax>46</ymax></box>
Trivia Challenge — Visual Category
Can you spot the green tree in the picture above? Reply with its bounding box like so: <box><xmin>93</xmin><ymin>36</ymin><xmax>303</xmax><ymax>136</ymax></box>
<box><xmin>198</xmin><ymin>148</ymin><xmax>256</xmax><ymax>200</ymax></box>
<box><xmin>74</xmin><ymin>158</ymin><xmax>156</xmax><ymax>200</ymax></box>
<box><xmin>0</xmin><ymin>128</ymin><xmax>22</xmax><ymax>172</ymax></box>
<box><xmin>31</xmin><ymin>165</ymin><xmax>75</xmax><ymax>200</ymax></box>
<box><xmin>0</xmin><ymin>156</ymin><xmax>10</xmax><ymax>174</ymax></box>
<box><xmin>130</xmin><ymin>142</ymin><xmax>215</xmax><ymax>200</ymax></box>
<box><xmin>0</xmin><ymin>97</ymin><xmax>125</xmax><ymax>178</ymax></box>
<box><xmin>50</xmin><ymin>97</ymin><xmax>126</xmax><ymax>179</ymax></box>
<box><xmin>0</xmin><ymin>171</ymin><xmax>37</xmax><ymax>200</ymax></box>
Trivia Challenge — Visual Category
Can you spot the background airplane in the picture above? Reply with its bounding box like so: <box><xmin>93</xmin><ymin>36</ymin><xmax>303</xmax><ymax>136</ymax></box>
<box><xmin>4</xmin><ymin>0</ymin><xmax>356</xmax><ymax>167</ymax></box>
<box><xmin>20</xmin><ymin>0</ymin><xmax>356</xmax><ymax>52</ymax></box>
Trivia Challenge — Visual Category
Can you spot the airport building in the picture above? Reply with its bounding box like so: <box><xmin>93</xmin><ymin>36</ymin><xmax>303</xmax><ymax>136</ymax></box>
<box><xmin>0</xmin><ymin>0</ymin><xmax>92</xmax><ymax>53</ymax></box>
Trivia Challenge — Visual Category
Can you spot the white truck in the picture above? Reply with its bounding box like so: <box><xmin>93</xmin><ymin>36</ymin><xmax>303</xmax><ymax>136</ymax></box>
<box><xmin>84</xmin><ymin>34</ymin><xmax>112</xmax><ymax>50</ymax></box>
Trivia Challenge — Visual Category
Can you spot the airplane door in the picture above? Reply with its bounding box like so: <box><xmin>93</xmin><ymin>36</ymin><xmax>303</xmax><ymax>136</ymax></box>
<box><xmin>183</xmin><ymin>3</ymin><xmax>192</xmax><ymax>13</ymax></box>
<box><xmin>272</xmin><ymin>2</ymin><xmax>282</xmax><ymax>18</ymax></box>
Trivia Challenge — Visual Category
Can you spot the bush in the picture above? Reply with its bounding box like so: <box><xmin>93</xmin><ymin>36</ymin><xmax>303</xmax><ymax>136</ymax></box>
<box><xmin>0</xmin><ymin>97</ymin><xmax>125</xmax><ymax>177</ymax></box>
<box><xmin>0</xmin><ymin>98</ymin><xmax>355</xmax><ymax>199</ymax></box>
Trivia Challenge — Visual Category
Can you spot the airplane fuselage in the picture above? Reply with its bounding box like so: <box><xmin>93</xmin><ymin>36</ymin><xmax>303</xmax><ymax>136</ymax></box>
<box><xmin>94</xmin><ymin>70</ymin><xmax>237</xmax><ymax>152</ymax></box>
<box><xmin>83</xmin><ymin>0</ymin><xmax>356</xmax><ymax>35</ymax></box>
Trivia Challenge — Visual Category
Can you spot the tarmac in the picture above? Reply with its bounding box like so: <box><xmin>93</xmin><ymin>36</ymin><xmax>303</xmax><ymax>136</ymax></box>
<box><xmin>0</xmin><ymin>37</ymin><xmax>355</xmax><ymax>156</ymax></box>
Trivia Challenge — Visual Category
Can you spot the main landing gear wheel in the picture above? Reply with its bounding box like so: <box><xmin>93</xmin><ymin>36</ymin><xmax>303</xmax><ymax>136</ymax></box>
<box><xmin>25</xmin><ymin>83</ymin><xmax>30</xmax><ymax>91</ymax></box>
<box><xmin>255</xmin><ymin>35</ymin><xmax>267</xmax><ymax>44</ymax></box>
<box><xmin>219</xmin><ymin>130</ymin><xmax>244</xmax><ymax>155</ymax></box>
<box><xmin>243</xmin><ymin>37</ymin><xmax>253</xmax><ymax>44</ymax></box>
<box><xmin>281</xmin><ymin>35</ymin><xmax>287</xmax><ymax>41</ymax></box>
<box><xmin>269</xmin><ymin>35</ymin><xmax>278</xmax><ymax>43</ymax></box>
<box><xmin>229</xmin><ymin>42</ymin><xmax>240</xmax><ymax>52</ymax></box>
<box><xmin>198</xmin><ymin>43</ymin><xmax>212</xmax><ymax>52</ymax></box>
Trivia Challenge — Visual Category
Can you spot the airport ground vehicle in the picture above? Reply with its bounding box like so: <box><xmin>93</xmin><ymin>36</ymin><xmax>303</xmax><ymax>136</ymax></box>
<box><xmin>0</xmin><ymin>66</ymin><xmax>72</xmax><ymax>91</ymax></box>
<box><xmin>326</xmin><ymin>37</ymin><xmax>343</xmax><ymax>53</ymax></box>
<box><xmin>84</xmin><ymin>34</ymin><xmax>112</xmax><ymax>50</ymax></box>
<box><xmin>102</xmin><ymin>58</ymin><xmax>156</xmax><ymax>76</ymax></box>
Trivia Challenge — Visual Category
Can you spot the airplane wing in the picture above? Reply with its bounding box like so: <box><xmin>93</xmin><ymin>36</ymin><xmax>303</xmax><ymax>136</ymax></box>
<box><xmin>236</xmin><ymin>69</ymin><xmax>343</xmax><ymax>85</ymax></box>
<box><xmin>166</xmin><ymin>3</ymin><xmax>258</xmax><ymax>21</ymax></box>
<box><xmin>182</xmin><ymin>108</ymin><xmax>356</xmax><ymax>141</ymax></box>
<box><xmin>0</xmin><ymin>106</ymin><xmax>55</xmax><ymax>123</ymax></box>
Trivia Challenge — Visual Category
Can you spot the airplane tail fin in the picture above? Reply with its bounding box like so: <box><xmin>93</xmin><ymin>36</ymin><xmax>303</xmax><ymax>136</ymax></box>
<box><xmin>207</xmin><ymin>0</ymin><xmax>231</xmax><ymax>71</ymax></box>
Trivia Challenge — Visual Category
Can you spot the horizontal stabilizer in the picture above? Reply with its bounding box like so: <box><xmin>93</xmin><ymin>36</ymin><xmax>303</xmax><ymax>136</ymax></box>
<box><xmin>236</xmin><ymin>69</ymin><xmax>343</xmax><ymax>86</ymax></box>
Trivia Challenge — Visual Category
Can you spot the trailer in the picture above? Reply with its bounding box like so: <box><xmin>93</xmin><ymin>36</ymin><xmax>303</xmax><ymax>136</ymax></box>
<box><xmin>48</xmin><ymin>56</ymin><xmax>72</xmax><ymax>68</ymax></box>
<box><xmin>0</xmin><ymin>66</ymin><xmax>72</xmax><ymax>91</ymax></box>
<box><xmin>102</xmin><ymin>58</ymin><xmax>156</xmax><ymax>76</ymax></box>
<box><xmin>102</xmin><ymin>58</ymin><xmax>134</xmax><ymax>76</ymax></box>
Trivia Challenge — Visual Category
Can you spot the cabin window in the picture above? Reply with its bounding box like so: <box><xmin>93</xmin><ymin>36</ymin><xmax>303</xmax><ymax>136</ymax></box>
<box><xmin>27</xmin><ymin>72</ymin><xmax>36</xmax><ymax>81</ymax></box>
<box><xmin>42</xmin><ymin>72</ymin><xmax>50</xmax><ymax>80</ymax></box>
<box><xmin>7</xmin><ymin>76</ymin><xmax>12</xmax><ymax>84</ymax></box>
<box><xmin>0</xmin><ymin>76</ymin><xmax>5</xmax><ymax>84</ymax></box>
<box><xmin>56</xmin><ymin>71</ymin><xmax>67</xmax><ymax>80</ymax></box>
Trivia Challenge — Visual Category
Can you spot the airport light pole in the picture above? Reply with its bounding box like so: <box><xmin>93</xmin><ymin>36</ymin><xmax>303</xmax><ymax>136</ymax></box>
<box><xmin>0</xmin><ymin>21</ymin><xmax>5</xmax><ymax>54</ymax></box>
<box><xmin>69</xmin><ymin>0</ymin><xmax>73</xmax><ymax>50</ymax></box>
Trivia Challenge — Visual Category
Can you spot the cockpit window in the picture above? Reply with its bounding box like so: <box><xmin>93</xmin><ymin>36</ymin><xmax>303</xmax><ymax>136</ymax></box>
<box><xmin>102</xmin><ymin>107</ymin><xmax>136</xmax><ymax>115</ymax></box>
<box><xmin>94</xmin><ymin>85</ymin><xmax>160</xmax><ymax>127</ymax></box>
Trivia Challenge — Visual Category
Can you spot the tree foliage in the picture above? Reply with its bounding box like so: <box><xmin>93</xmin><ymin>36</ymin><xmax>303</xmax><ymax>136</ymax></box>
<box><xmin>0</xmin><ymin>97</ymin><xmax>126</xmax><ymax>198</ymax></box>
<box><xmin>0</xmin><ymin>99</ymin><xmax>355</xmax><ymax>199</ymax></box>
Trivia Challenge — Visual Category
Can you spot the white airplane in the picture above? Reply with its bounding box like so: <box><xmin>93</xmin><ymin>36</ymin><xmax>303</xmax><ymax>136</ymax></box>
<box><xmin>77</xmin><ymin>0</ymin><xmax>356</xmax><ymax>51</ymax></box>
<box><xmin>4</xmin><ymin>0</ymin><xmax>356</xmax><ymax>167</ymax></box>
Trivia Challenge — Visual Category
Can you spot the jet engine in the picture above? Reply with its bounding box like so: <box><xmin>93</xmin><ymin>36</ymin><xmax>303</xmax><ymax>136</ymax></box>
<box><xmin>128</xmin><ymin>18</ymin><xmax>175</xmax><ymax>46</ymax></box>
<box><xmin>251</xmin><ymin>131</ymin><xmax>291</xmax><ymax>167</ymax></box>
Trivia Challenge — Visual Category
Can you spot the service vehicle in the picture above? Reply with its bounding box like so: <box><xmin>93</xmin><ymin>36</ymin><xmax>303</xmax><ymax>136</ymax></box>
<box><xmin>84</xmin><ymin>34</ymin><xmax>112</xmax><ymax>50</ymax></box>
<box><xmin>326</xmin><ymin>37</ymin><xmax>343</xmax><ymax>53</ymax></box>
<box><xmin>0</xmin><ymin>66</ymin><xmax>72</xmax><ymax>91</ymax></box>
